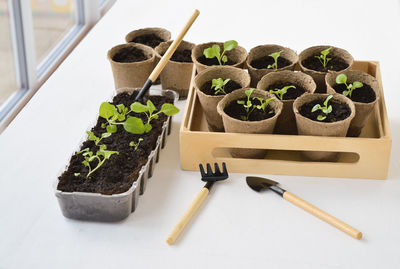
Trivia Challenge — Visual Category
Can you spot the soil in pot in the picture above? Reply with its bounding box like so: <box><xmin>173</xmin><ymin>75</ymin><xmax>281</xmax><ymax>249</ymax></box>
<box><xmin>200</xmin><ymin>80</ymin><xmax>242</xmax><ymax>96</ymax></box>
<box><xmin>161</xmin><ymin>49</ymin><xmax>192</xmax><ymax>63</ymax></box>
<box><xmin>130</xmin><ymin>33</ymin><xmax>166</xmax><ymax>48</ymax></box>
<box><xmin>332</xmin><ymin>83</ymin><xmax>376</xmax><ymax>103</ymax></box>
<box><xmin>112</xmin><ymin>46</ymin><xmax>148</xmax><ymax>63</ymax></box>
<box><xmin>250</xmin><ymin>56</ymin><xmax>292</xmax><ymax>69</ymax></box>
<box><xmin>301</xmin><ymin>57</ymin><xmax>349</xmax><ymax>72</ymax></box>
<box><xmin>197</xmin><ymin>55</ymin><xmax>236</xmax><ymax>66</ymax></box>
<box><xmin>57</xmin><ymin>92</ymin><xmax>173</xmax><ymax>195</ymax></box>
<box><xmin>267</xmin><ymin>83</ymin><xmax>306</xmax><ymax>100</ymax></box>
<box><xmin>224</xmin><ymin>98</ymin><xmax>275</xmax><ymax>121</ymax></box>
<box><xmin>299</xmin><ymin>98</ymin><xmax>351</xmax><ymax>123</ymax></box>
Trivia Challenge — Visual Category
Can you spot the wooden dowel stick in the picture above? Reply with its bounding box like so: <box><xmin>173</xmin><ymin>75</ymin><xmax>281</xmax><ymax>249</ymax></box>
<box><xmin>283</xmin><ymin>191</ymin><xmax>362</xmax><ymax>239</ymax></box>
<box><xmin>166</xmin><ymin>187</ymin><xmax>209</xmax><ymax>245</ymax></box>
<box><xmin>149</xmin><ymin>9</ymin><xmax>200</xmax><ymax>82</ymax></box>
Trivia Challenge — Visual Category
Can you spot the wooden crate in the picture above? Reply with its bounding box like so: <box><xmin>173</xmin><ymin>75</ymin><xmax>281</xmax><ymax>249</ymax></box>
<box><xmin>179</xmin><ymin>61</ymin><xmax>392</xmax><ymax>179</ymax></box>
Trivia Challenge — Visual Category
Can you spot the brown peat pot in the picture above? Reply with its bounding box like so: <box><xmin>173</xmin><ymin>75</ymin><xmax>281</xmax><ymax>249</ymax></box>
<box><xmin>257</xmin><ymin>70</ymin><xmax>316</xmax><ymax>134</ymax></box>
<box><xmin>298</xmin><ymin>45</ymin><xmax>353</xmax><ymax>93</ymax></box>
<box><xmin>293</xmin><ymin>93</ymin><xmax>355</xmax><ymax>161</ymax></box>
<box><xmin>217</xmin><ymin>88</ymin><xmax>283</xmax><ymax>159</ymax></box>
<box><xmin>192</xmin><ymin>42</ymin><xmax>248</xmax><ymax>73</ymax></box>
<box><xmin>194</xmin><ymin>66</ymin><xmax>251</xmax><ymax>132</ymax></box>
<box><xmin>325</xmin><ymin>70</ymin><xmax>380</xmax><ymax>137</ymax></box>
<box><xmin>108</xmin><ymin>43</ymin><xmax>156</xmax><ymax>89</ymax></box>
<box><xmin>247</xmin><ymin>44</ymin><xmax>298</xmax><ymax>87</ymax></box>
<box><xmin>155</xmin><ymin>40</ymin><xmax>195</xmax><ymax>99</ymax></box>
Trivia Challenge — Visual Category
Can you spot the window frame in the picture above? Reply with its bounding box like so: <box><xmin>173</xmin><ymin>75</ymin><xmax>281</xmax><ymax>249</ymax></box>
<box><xmin>0</xmin><ymin>0</ymin><xmax>116</xmax><ymax>132</ymax></box>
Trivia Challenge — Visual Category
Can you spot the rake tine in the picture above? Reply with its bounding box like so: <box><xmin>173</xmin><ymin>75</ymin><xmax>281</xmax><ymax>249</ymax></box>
<box><xmin>221</xmin><ymin>162</ymin><xmax>227</xmax><ymax>175</ymax></box>
<box><xmin>206</xmin><ymin>163</ymin><xmax>212</xmax><ymax>175</ymax></box>
<box><xmin>214</xmin><ymin>163</ymin><xmax>221</xmax><ymax>174</ymax></box>
<box><xmin>199</xmin><ymin>164</ymin><xmax>205</xmax><ymax>177</ymax></box>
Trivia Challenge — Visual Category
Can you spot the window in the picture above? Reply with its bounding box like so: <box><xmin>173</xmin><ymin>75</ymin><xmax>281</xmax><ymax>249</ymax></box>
<box><xmin>31</xmin><ymin>0</ymin><xmax>77</xmax><ymax>64</ymax></box>
<box><xmin>0</xmin><ymin>0</ymin><xmax>116</xmax><ymax>132</ymax></box>
<box><xmin>0</xmin><ymin>0</ymin><xmax>18</xmax><ymax>106</ymax></box>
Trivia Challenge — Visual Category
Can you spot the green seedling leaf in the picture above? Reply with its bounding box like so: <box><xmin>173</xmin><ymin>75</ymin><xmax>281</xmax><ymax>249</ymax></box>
<box><xmin>147</xmin><ymin>100</ymin><xmax>156</xmax><ymax>114</ymax></box>
<box><xmin>224</xmin><ymin>40</ymin><xmax>238</xmax><ymax>51</ymax></box>
<box><xmin>123</xmin><ymin>117</ymin><xmax>145</xmax><ymax>134</ymax></box>
<box><xmin>353</xmin><ymin>81</ymin><xmax>363</xmax><ymax>89</ymax></box>
<box><xmin>74</xmin><ymin>173</ymin><xmax>80</xmax><ymax>177</ymax></box>
<box><xmin>131</xmin><ymin>102</ymin><xmax>149</xmax><ymax>113</ymax></box>
<box><xmin>99</xmin><ymin>102</ymin><xmax>116</xmax><ymax>120</ymax></box>
<box><xmin>312</xmin><ymin>104</ymin><xmax>322</xmax><ymax>112</ymax></box>
<box><xmin>324</xmin><ymin>95</ymin><xmax>333</xmax><ymax>106</ymax></box>
<box><xmin>317</xmin><ymin>115</ymin><xmax>326</xmax><ymax>121</ymax></box>
<box><xmin>160</xmin><ymin>103</ymin><xmax>180</xmax><ymax>116</ymax></box>
<box><xmin>106</xmin><ymin>124</ymin><xmax>117</xmax><ymax>133</ymax></box>
<box><xmin>116</xmin><ymin>104</ymin><xmax>125</xmax><ymax>113</ymax></box>
<box><xmin>144</xmin><ymin>123</ymin><xmax>152</xmax><ymax>133</ymax></box>
<box><xmin>245</xmin><ymin>88</ymin><xmax>255</xmax><ymax>97</ymax></box>
<box><xmin>222</xmin><ymin>55</ymin><xmax>228</xmax><ymax>64</ymax></box>
<box><xmin>336</xmin><ymin>74</ymin><xmax>347</xmax><ymax>84</ymax></box>
<box><xmin>321</xmin><ymin>47</ymin><xmax>332</xmax><ymax>56</ymax></box>
<box><xmin>101</xmin><ymin>132</ymin><xmax>111</xmax><ymax>139</ymax></box>
<box><xmin>86</xmin><ymin>131</ymin><xmax>97</xmax><ymax>141</ymax></box>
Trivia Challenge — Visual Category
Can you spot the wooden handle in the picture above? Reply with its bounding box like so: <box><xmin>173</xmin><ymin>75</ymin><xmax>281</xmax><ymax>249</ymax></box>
<box><xmin>166</xmin><ymin>187</ymin><xmax>208</xmax><ymax>245</ymax></box>
<box><xmin>149</xmin><ymin>9</ymin><xmax>200</xmax><ymax>82</ymax></box>
<box><xmin>283</xmin><ymin>191</ymin><xmax>362</xmax><ymax>240</ymax></box>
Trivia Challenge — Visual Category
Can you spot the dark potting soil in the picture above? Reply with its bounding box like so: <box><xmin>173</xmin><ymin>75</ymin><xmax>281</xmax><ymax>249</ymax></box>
<box><xmin>112</xmin><ymin>47</ymin><xmax>148</xmax><ymax>63</ymax></box>
<box><xmin>301</xmin><ymin>56</ymin><xmax>349</xmax><ymax>72</ymax></box>
<box><xmin>332</xmin><ymin>83</ymin><xmax>376</xmax><ymax>103</ymax></box>
<box><xmin>266</xmin><ymin>83</ymin><xmax>306</xmax><ymax>100</ymax></box>
<box><xmin>57</xmin><ymin>92</ymin><xmax>173</xmax><ymax>195</ymax></box>
<box><xmin>201</xmin><ymin>80</ymin><xmax>242</xmax><ymax>96</ymax></box>
<box><xmin>162</xmin><ymin>49</ymin><xmax>192</xmax><ymax>63</ymax></box>
<box><xmin>196</xmin><ymin>55</ymin><xmax>236</xmax><ymax>66</ymax></box>
<box><xmin>130</xmin><ymin>34</ymin><xmax>165</xmax><ymax>48</ymax></box>
<box><xmin>224</xmin><ymin>98</ymin><xmax>275</xmax><ymax>121</ymax></box>
<box><xmin>299</xmin><ymin>98</ymin><xmax>351</xmax><ymax>123</ymax></box>
<box><xmin>250</xmin><ymin>56</ymin><xmax>292</xmax><ymax>69</ymax></box>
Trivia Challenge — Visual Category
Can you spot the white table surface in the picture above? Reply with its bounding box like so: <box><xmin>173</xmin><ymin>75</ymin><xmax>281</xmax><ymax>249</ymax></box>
<box><xmin>1</xmin><ymin>0</ymin><xmax>400</xmax><ymax>268</ymax></box>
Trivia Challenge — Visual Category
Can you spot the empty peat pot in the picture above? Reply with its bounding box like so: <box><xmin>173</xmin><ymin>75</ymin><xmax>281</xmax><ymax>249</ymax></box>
<box><xmin>125</xmin><ymin>27</ymin><xmax>171</xmax><ymax>48</ymax></box>
<box><xmin>155</xmin><ymin>40</ymin><xmax>195</xmax><ymax>99</ymax></box>
<box><xmin>194</xmin><ymin>66</ymin><xmax>251</xmax><ymax>132</ymax></box>
<box><xmin>293</xmin><ymin>93</ymin><xmax>355</xmax><ymax>161</ymax></box>
<box><xmin>108</xmin><ymin>43</ymin><xmax>156</xmax><ymax>89</ymax></box>
<box><xmin>192</xmin><ymin>42</ymin><xmax>248</xmax><ymax>73</ymax></box>
<box><xmin>298</xmin><ymin>46</ymin><xmax>353</xmax><ymax>93</ymax></box>
<box><xmin>247</xmin><ymin>44</ymin><xmax>298</xmax><ymax>87</ymax></box>
<box><xmin>325</xmin><ymin>70</ymin><xmax>380</xmax><ymax>137</ymax></box>
<box><xmin>257</xmin><ymin>70</ymin><xmax>316</xmax><ymax>135</ymax></box>
<box><xmin>217</xmin><ymin>88</ymin><xmax>283</xmax><ymax>159</ymax></box>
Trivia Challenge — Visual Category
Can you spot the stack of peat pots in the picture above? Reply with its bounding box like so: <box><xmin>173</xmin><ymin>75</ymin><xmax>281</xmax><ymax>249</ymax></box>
<box><xmin>108</xmin><ymin>27</ymin><xmax>196</xmax><ymax>99</ymax></box>
<box><xmin>193</xmin><ymin>42</ymin><xmax>380</xmax><ymax>161</ymax></box>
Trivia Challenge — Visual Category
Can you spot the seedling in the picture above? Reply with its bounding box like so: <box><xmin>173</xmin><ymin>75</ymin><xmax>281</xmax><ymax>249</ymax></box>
<box><xmin>335</xmin><ymin>74</ymin><xmax>363</xmax><ymax>98</ymax></box>
<box><xmin>77</xmin><ymin>145</ymin><xmax>119</xmax><ymax>178</ymax></box>
<box><xmin>86</xmin><ymin>131</ymin><xmax>111</xmax><ymax>145</ymax></box>
<box><xmin>315</xmin><ymin>47</ymin><xmax>332</xmax><ymax>69</ymax></box>
<box><xmin>311</xmin><ymin>94</ymin><xmax>333</xmax><ymax>121</ymax></box>
<box><xmin>267</xmin><ymin>50</ymin><xmax>283</xmax><ymax>70</ymax></box>
<box><xmin>203</xmin><ymin>40</ymin><xmax>238</xmax><ymax>65</ymax></box>
<box><xmin>237</xmin><ymin>88</ymin><xmax>276</xmax><ymax>121</ymax></box>
<box><xmin>211</xmin><ymin>78</ymin><xmax>230</xmax><ymax>95</ymax></box>
<box><xmin>99</xmin><ymin>102</ymin><xmax>138</xmax><ymax>134</ymax></box>
<box><xmin>269</xmin><ymin>85</ymin><xmax>296</xmax><ymax>100</ymax></box>
<box><xmin>99</xmin><ymin>101</ymin><xmax>179</xmax><ymax>135</ymax></box>
<box><xmin>129</xmin><ymin>138</ymin><xmax>144</xmax><ymax>151</ymax></box>
<box><xmin>130</xmin><ymin>100</ymin><xmax>180</xmax><ymax>133</ymax></box>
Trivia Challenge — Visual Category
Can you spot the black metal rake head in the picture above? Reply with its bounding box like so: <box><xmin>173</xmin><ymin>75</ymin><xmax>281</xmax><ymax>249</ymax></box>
<box><xmin>199</xmin><ymin>162</ymin><xmax>228</xmax><ymax>182</ymax></box>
